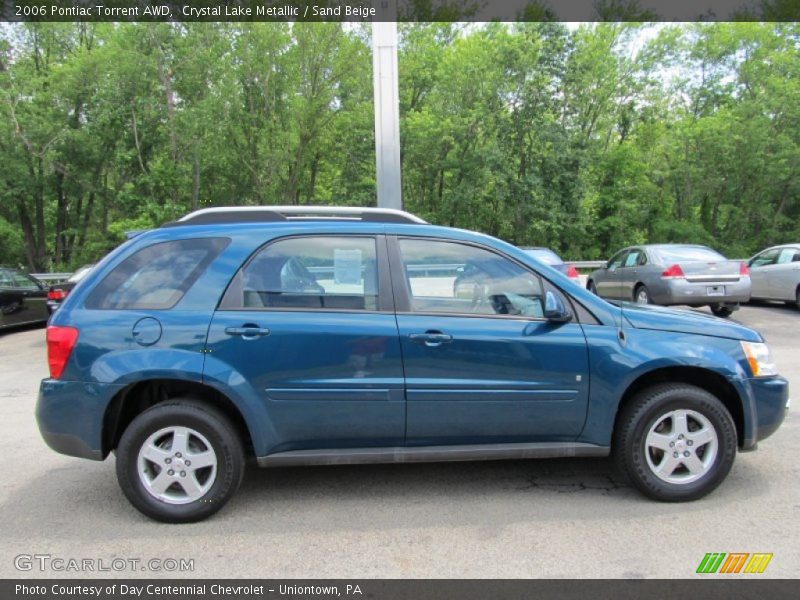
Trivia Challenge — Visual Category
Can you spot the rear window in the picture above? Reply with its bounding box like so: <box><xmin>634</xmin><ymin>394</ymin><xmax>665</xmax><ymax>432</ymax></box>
<box><xmin>654</xmin><ymin>246</ymin><xmax>725</xmax><ymax>263</ymax></box>
<box><xmin>86</xmin><ymin>238</ymin><xmax>229</xmax><ymax>310</ymax></box>
<box><xmin>523</xmin><ymin>248</ymin><xmax>563</xmax><ymax>265</ymax></box>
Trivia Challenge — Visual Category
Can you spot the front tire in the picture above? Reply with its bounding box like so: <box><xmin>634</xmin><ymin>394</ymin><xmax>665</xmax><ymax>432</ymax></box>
<box><xmin>634</xmin><ymin>284</ymin><xmax>650</xmax><ymax>305</ymax></box>
<box><xmin>116</xmin><ymin>400</ymin><xmax>245</xmax><ymax>523</ymax></box>
<box><xmin>614</xmin><ymin>383</ymin><xmax>736</xmax><ymax>502</ymax></box>
<box><xmin>587</xmin><ymin>280</ymin><xmax>598</xmax><ymax>295</ymax></box>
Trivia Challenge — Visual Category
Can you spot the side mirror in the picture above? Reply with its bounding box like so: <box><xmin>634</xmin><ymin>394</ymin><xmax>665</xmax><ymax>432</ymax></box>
<box><xmin>544</xmin><ymin>290</ymin><xmax>572</xmax><ymax>323</ymax></box>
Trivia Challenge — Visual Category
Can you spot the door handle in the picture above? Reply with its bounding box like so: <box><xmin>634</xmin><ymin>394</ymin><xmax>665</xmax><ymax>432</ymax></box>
<box><xmin>225</xmin><ymin>324</ymin><xmax>271</xmax><ymax>339</ymax></box>
<box><xmin>409</xmin><ymin>331</ymin><xmax>453</xmax><ymax>347</ymax></box>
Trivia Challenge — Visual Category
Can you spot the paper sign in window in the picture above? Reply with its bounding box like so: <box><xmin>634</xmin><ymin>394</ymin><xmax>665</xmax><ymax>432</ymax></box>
<box><xmin>334</xmin><ymin>249</ymin><xmax>363</xmax><ymax>285</ymax></box>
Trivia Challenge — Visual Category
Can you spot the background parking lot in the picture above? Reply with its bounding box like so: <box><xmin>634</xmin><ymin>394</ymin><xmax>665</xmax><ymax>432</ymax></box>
<box><xmin>0</xmin><ymin>304</ymin><xmax>797</xmax><ymax>578</ymax></box>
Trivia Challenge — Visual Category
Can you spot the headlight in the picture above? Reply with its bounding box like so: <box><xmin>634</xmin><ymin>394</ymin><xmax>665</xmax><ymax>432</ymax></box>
<box><xmin>740</xmin><ymin>341</ymin><xmax>778</xmax><ymax>377</ymax></box>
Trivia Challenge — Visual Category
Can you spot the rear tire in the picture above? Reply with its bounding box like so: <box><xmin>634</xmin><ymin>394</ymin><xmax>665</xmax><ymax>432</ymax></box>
<box><xmin>710</xmin><ymin>303</ymin><xmax>734</xmax><ymax>318</ymax></box>
<box><xmin>116</xmin><ymin>400</ymin><xmax>245</xmax><ymax>523</ymax></box>
<box><xmin>614</xmin><ymin>383</ymin><xmax>736</xmax><ymax>502</ymax></box>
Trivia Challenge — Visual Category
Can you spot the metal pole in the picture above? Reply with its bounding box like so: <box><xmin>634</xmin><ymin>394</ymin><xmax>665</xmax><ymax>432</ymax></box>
<box><xmin>372</xmin><ymin>2</ymin><xmax>402</xmax><ymax>209</ymax></box>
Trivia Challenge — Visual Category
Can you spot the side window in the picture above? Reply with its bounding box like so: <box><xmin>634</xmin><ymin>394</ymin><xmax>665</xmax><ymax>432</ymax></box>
<box><xmin>398</xmin><ymin>239</ymin><xmax>544</xmax><ymax>317</ymax></box>
<box><xmin>12</xmin><ymin>274</ymin><xmax>40</xmax><ymax>290</ymax></box>
<box><xmin>777</xmin><ymin>248</ymin><xmax>800</xmax><ymax>264</ymax></box>
<box><xmin>624</xmin><ymin>251</ymin><xmax>641</xmax><ymax>267</ymax></box>
<box><xmin>750</xmin><ymin>249</ymin><xmax>779</xmax><ymax>268</ymax></box>
<box><xmin>86</xmin><ymin>238</ymin><xmax>229</xmax><ymax>310</ymax></box>
<box><xmin>0</xmin><ymin>271</ymin><xmax>14</xmax><ymax>286</ymax></box>
<box><xmin>607</xmin><ymin>250</ymin><xmax>628</xmax><ymax>270</ymax></box>
<box><xmin>224</xmin><ymin>236</ymin><xmax>378</xmax><ymax>311</ymax></box>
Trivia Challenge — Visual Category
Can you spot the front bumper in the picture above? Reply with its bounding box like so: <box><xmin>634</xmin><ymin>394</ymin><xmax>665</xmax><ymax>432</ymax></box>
<box><xmin>36</xmin><ymin>379</ymin><xmax>124</xmax><ymax>461</ymax></box>
<box><xmin>747</xmin><ymin>375</ymin><xmax>789</xmax><ymax>445</ymax></box>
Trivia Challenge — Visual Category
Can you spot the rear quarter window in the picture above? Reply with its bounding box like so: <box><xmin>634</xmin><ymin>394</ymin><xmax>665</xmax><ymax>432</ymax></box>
<box><xmin>85</xmin><ymin>238</ymin><xmax>229</xmax><ymax>310</ymax></box>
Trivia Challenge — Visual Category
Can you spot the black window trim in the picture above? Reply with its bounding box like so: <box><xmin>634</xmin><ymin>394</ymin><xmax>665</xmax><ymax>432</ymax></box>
<box><xmin>387</xmin><ymin>235</ymin><xmax>598</xmax><ymax>324</ymax></box>
<box><xmin>217</xmin><ymin>233</ymin><xmax>394</xmax><ymax>314</ymax></box>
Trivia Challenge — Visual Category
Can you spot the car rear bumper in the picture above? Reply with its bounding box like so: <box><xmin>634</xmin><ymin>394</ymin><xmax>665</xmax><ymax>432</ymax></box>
<box><xmin>654</xmin><ymin>278</ymin><xmax>751</xmax><ymax>306</ymax></box>
<box><xmin>36</xmin><ymin>379</ymin><xmax>124</xmax><ymax>461</ymax></box>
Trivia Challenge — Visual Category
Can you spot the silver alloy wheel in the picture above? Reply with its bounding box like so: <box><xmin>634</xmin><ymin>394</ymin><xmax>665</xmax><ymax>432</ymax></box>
<box><xmin>644</xmin><ymin>409</ymin><xmax>718</xmax><ymax>484</ymax></box>
<box><xmin>137</xmin><ymin>426</ymin><xmax>218</xmax><ymax>505</ymax></box>
<box><xmin>635</xmin><ymin>287</ymin><xmax>649</xmax><ymax>304</ymax></box>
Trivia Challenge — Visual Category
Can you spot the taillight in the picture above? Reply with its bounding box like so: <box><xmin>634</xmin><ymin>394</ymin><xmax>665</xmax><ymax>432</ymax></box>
<box><xmin>46</xmin><ymin>326</ymin><xmax>79</xmax><ymax>379</ymax></box>
<box><xmin>661</xmin><ymin>264</ymin><xmax>685</xmax><ymax>279</ymax></box>
<box><xmin>566</xmin><ymin>265</ymin><xmax>579</xmax><ymax>279</ymax></box>
<box><xmin>47</xmin><ymin>289</ymin><xmax>68</xmax><ymax>301</ymax></box>
<box><xmin>740</xmin><ymin>262</ymin><xmax>750</xmax><ymax>277</ymax></box>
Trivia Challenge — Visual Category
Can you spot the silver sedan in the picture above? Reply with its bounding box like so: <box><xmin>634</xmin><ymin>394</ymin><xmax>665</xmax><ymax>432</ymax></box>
<box><xmin>587</xmin><ymin>244</ymin><xmax>751</xmax><ymax>317</ymax></box>
<box><xmin>748</xmin><ymin>244</ymin><xmax>800</xmax><ymax>309</ymax></box>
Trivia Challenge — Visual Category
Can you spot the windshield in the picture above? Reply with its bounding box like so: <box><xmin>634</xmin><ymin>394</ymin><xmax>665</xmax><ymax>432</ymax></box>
<box><xmin>523</xmin><ymin>248</ymin><xmax>563</xmax><ymax>265</ymax></box>
<box><xmin>654</xmin><ymin>246</ymin><xmax>725</xmax><ymax>263</ymax></box>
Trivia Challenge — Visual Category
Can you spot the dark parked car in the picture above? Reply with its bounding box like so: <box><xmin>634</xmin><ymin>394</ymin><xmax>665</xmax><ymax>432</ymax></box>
<box><xmin>520</xmin><ymin>247</ymin><xmax>580</xmax><ymax>283</ymax></box>
<box><xmin>37</xmin><ymin>207</ymin><xmax>788</xmax><ymax>522</ymax></box>
<box><xmin>47</xmin><ymin>265</ymin><xmax>95</xmax><ymax>315</ymax></box>
<box><xmin>587</xmin><ymin>244</ymin><xmax>751</xmax><ymax>317</ymax></box>
<box><xmin>0</xmin><ymin>268</ymin><xmax>49</xmax><ymax>331</ymax></box>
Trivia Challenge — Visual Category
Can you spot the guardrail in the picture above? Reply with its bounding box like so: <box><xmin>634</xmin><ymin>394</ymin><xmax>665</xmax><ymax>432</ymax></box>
<box><xmin>31</xmin><ymin>273</ymin><xmax>72</xmax><ymax>284</ymax></box>
<box><xmin>569</xmin><ymin>261</ymin><xmax>606</xmax><ymax>269</ymax></box>
<box><xmin>33</xmin><ymin>261</ymin><xmax>610</xmax><ymax>284</ymax></box>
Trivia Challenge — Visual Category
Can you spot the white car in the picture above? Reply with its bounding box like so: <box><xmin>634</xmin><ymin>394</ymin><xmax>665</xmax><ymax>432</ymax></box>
<box><xmin>748</xmin><ymin>244</ymin><xmax>800</xmax><ymax>309</ymax></box>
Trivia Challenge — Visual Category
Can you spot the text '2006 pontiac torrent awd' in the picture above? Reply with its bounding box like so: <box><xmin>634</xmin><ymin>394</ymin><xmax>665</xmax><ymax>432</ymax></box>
<box><xmin>36</xmin><ymin>207</ymin><xmax>789</xmax><ymax>522</ymax></box>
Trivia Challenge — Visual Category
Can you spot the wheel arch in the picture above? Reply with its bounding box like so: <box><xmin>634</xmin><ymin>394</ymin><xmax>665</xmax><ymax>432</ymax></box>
<box><xmin>103</xmin><ymin>379</ymin><xmax>255</xmax><ymax>458</ymax></box>
<box><xmin>612</xmin><ymin>366</ymin><xmax>745</xmax><ymax>449</ymax></box>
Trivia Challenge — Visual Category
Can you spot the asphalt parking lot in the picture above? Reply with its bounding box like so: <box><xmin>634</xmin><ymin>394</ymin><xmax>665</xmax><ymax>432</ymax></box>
<box><xmin>0</xmin><ymin>304</ymin><xmax>797</xmax><ymax>579</ymax></box>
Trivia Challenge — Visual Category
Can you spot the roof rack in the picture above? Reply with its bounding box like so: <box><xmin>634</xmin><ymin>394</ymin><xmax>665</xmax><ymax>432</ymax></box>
<box><xmin>165</xmin><ymin>206</ymin><xmax>427</xmax><ymax>227</ymax></box>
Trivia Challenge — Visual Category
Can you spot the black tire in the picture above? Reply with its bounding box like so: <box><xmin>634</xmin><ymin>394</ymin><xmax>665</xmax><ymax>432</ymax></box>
<box><xmin>710</xmin><ymin>303</ymin><xmax>734</xmax><ymax>318</ymax></box>
<box><xmin>613</xmin><ymin>383</ymin><xmax>736</xmax><ymax>502</ymax></box>
<box><xmin>116</xmin><ymin>400</ymin><xmax>245</xmax><ymax>523</ymax></box>
<box><xmin>796</xmin><ymin>288</ymin><xmax>800</xmax><ymax>311</ymax></box>
<box><xmin>633</xmin><ymin>284</ymin><xmax>650</xmax><ymax>305</ymax></box>
<box><xmin>587</xmin><ymin>280</ymin><xmax>598</xmax><ymax>295</ymax></box>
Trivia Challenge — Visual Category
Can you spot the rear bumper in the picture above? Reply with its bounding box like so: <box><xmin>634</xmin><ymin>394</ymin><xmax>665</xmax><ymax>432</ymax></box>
<box><xmin>653</xmin><ymin>278</ymin><xmax>751</xmax><ymax>306</ymax></box>
<box><xmin>36</xmin><ymin>379</ymin><xmax>123</xmax><ymax>461</ymax></box>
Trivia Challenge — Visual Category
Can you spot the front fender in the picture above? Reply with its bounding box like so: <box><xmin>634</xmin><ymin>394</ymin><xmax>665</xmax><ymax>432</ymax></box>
<box><xmin>579</xmin><ymin>326</ymin><xmax>754</xmax><ymax>447</ymax></box>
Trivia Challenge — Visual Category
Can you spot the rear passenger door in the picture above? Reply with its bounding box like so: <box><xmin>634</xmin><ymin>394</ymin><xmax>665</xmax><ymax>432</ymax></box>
<box><xmin>205</xmin><ymin>235</ymin><xmax>406</xmax><ymax>454</ymax></box>
<box><xmin>769</xmin><ymin>247</ymin><xmax>800</xmax><ymax>300</ymax></box>
<box><xmin>748</xmin><ymin>248</ymin><xmax>779</xmax><ymax>298</ymax></box>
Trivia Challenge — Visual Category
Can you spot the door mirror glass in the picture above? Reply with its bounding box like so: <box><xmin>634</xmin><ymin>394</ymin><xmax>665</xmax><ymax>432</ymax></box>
<box><xmin>544</xmin><ymin>290</ymin><xmax>572</xmax><ymax>322</ymax></box>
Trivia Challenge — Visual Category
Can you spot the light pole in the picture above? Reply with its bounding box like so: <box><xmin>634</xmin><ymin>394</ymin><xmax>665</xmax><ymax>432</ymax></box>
<box><xmin>371</xmin><ymin>1</ymin><xmax>402</xmax><ymax>209</ymax></box>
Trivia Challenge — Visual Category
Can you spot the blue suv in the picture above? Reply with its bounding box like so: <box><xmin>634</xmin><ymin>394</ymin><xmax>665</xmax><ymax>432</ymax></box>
<box><xmin>36</xmin><ymin>207</ymin><xmax>789</xmax><ymax>522</ymax></box>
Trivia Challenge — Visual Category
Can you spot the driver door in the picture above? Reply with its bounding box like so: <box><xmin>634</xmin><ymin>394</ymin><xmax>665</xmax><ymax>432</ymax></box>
<box><xmin>390</xmin><ymin>237</ymin><xmax>589</xmax><ymax>445</ymax></box>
